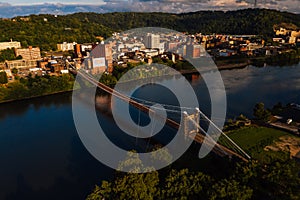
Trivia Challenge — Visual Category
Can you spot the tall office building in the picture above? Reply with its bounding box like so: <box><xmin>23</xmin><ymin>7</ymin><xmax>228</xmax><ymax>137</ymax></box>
<box><xmin>91</xmin><ymin>44</ymin><xmax>113</xmax><ymax>73</ymax></box>
<box><xmin>144</xmin><ymin>34</ymin><xmax>160</xmax><ymax>49</ymax></box>
<box><xmin>186</xmin><ymin>44</ymin><xmax>201</xmax><ymax>58</ymax></box>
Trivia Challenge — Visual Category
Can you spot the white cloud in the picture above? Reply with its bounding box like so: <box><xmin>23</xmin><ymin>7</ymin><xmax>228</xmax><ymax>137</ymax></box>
<box><xmin>100</xmin><ymin>0</ymin><xmax>300</xmax><ymax>13</ymax></box>
<box><xmin>1</xmin><ymin>0</ymin><xmax>300</xmax><ymax>15</ymax></box>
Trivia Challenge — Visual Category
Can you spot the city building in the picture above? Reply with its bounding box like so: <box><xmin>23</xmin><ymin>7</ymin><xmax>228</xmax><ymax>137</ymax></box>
<box><xmin>57</xmin><ymin>42</ymin><xmax>77</xmax><ymax>51</ymax></box>
<box><xmin>92</xmin><ymin>57</ymin><xmax>107</xmax><ymax>74</ymax></box>
<box><xmin>15</xmin><ymin>46</ymin><xmax>41</xmax><ymax>60</ymax></box>
<box><xmin>247</xmin><ymin>43</ymin><xmax>264</xmax><ymax>51</ymax></box>
<box><xmin>91</xmin><ymin>44</ymin><xmax>113</xmax><ymax>72</ymax></box>
<box><xmin>186</xmin><ymin>44</ymin><xmax>202</xmax><ymax>58</ymax></box>
<box><xmin>165</xmin><ymin>42</ymin><xmax>180</xmax><ymax>51</ymax></box>
<box><xmin>275</xmin><ymin>27</ymin><xmax>290</xmax><ymax>36</ymax></box>
<box><xmin>5</xmin><ymin>60</ymin><xmax>38</xmax><ymax>69</ymax></box>
<box><xmin>74</xmin><ymin>44</ymin><xmax>83</xmax><ymax>58</ymax></box>
<box><xmin>74</xmin><ymin>43</ymin><xmax>93</xmax><ymax>58</ymax></box>
<box><xmin>143</xmin><ymin>49</ymin><xmax>159</xmax><ymax>57</ymax></box>
<box><xmin>289</xmin><ymin>30</ymin><xmax>300</xmax><ymax>44</ymax></box>
<box><xmin>144</xmin><ymin>34</ymin><xmax>160</xmax><ymax>49</ymax></box>
<box><xmin>0</xmin><ymin>40</ymin><xmax>21</xmax><ymax>51</ymax></box>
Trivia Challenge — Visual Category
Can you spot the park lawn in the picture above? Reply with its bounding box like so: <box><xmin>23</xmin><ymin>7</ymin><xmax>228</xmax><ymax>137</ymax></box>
<box><xmin>227</xmin><ymin>126</ymin><xmax>290</xmax><ymax>160</ymax></box>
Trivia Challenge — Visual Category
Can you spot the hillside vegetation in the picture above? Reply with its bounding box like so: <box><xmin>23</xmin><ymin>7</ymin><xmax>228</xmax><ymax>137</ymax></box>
<box><xmin>0</xmin><ymin>9</ymin><xmax>300</xmax><ymax>50</ymax></box>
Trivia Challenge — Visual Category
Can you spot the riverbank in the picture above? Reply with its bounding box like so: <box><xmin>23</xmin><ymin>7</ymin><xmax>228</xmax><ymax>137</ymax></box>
<box><xmin>179</xmin><ymin>61</ymin><xmax>250</xmax><ymax>75</ymax></box>
<box><xmin>1</xmin><ymin>57</ymin><xmax>299</xmax><ymax>104</ymax></box>
<box><xmin>0</xmin><ymin>74</ymin><xmax>75</xmax><ymax>104</ymax></box>
<box><xmin>0</xmin><ymin>89</ymin><xmax>74</xmax><ymax>104</ymax></box>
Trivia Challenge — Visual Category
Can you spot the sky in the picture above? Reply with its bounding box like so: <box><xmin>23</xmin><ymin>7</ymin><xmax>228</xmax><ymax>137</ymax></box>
<box><xmin>2</xmin><ymin>0</ymin><xmax>300</xmax><ymax>13</ymax></box>
<box><xmin>5</xmin><ymin>0</ymin><xmax>106</xmax><ymax>5</ymax></box>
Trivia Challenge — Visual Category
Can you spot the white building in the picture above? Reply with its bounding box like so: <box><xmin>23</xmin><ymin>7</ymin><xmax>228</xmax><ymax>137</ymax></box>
<box><xmin>143</xmin><ymin>49</ymin><xmax>159</xmax><ymax>57</ymax></box>
<box><xmin>0</xmin><ymin>40</ymin><xmax>21</xmax><ymax>51</ymax></box>
<box><xmin>57</xmin><ymin>42</ymin><xmax>77</xmax><ymax>51</ymax></box>
<box><xmin>247</xmin><ymin>43</ymin><xmax>264</xmax><ymax>51</ymax></box>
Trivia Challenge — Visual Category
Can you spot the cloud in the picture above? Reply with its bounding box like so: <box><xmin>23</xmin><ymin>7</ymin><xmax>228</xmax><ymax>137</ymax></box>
<box><xmin>0</xmin><ymin>0</ymin><xmax>299</xmax><ymax>18</ymax></box>
<box><xmin>103</xmin><ymin>0</ymin><xmax>300</xmax><ymax>12</ymax></box>
<box><xmin>0</xmin><ymin>2</ymin><xmax>11</xmax><ymax>6</ymax></box>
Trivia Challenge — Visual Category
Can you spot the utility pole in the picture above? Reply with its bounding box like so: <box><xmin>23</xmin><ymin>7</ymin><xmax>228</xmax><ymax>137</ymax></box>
<box><xmin>254</xmin><ymin>0</ymin><xmax>257</xmax><ymax>8</ymax></box>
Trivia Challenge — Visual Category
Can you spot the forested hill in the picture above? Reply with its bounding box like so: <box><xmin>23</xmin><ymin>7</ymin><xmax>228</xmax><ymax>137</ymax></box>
<box><xmin>1</xmin><ymin>8</ymin><xmax>300</xmax><ymax>51</ymax></box>
<box><xmin>72</xmin><ymin>9</ymin><xmax>300</xmax><ymax>35</ymax></box>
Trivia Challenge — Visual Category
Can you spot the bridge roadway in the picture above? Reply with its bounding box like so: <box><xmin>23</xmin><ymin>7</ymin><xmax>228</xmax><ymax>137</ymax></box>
<box><xmin>71</xmin><ymin>69</ymin><xmax>248</xmax><ymax>162</ymax></box>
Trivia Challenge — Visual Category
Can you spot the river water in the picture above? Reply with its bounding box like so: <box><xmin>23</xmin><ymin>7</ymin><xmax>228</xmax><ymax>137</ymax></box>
<box><xmin>0</xmin><ymin>65</ymin><xmax>299</xmax><ymax>199</ymax></box>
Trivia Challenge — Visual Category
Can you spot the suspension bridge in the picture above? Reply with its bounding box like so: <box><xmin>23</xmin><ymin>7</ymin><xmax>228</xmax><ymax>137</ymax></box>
<box><xmin>69</xmin><ymin>67</ymin><xmax>251</xmax><ymax>162</ymax></box>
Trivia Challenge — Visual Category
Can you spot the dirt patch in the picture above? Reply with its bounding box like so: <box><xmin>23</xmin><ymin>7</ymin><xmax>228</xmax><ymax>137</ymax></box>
<box><xmin>264</xmin><ymin>136</ymin><xmax>300</xmax><ymax>158</ymax></box>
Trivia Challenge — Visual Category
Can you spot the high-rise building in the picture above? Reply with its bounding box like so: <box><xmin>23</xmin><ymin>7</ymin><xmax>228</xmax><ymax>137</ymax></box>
<box><xmin>186</xmin><ymin>44</ymin><xmax>202</xmax><ymax>58</ymax></box>
<box><xmin>144</xmin><ymin>34</ymin><xmax>160</xmax><ymax>49</ymax></box>
<box><xmin>91</xmin><ymin>44</ymin><xmax>113</xmax><ymax>73</ymax></box>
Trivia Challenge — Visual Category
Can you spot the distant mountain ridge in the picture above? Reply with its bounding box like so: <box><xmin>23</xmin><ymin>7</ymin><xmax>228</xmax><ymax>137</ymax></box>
<box><xmin>0</xmin><ymin>9</ymin><xmax>300</xmax><ymax>51</ymax></box>
<box><xmin>0</xmin><ymin>3</ymin><xmax>108</xmax><ymax>18</ymax></box>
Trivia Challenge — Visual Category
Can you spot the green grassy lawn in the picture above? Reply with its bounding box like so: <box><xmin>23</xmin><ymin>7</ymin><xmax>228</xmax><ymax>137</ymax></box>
<box><xmin>226</xmin><ymin>126</ymin><xmax>291</xmax><ymax>161</ymax></box>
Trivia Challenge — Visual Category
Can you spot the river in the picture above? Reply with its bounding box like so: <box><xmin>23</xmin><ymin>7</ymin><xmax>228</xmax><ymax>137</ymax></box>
<box><xmin>0</xmin><ymin>65</ymin><xmax>299</xmax><ymax>199</ymax></box>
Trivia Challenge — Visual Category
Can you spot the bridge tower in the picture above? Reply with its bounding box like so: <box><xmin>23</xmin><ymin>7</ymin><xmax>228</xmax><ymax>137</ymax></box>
<box><xmin>183</xmin><ymin>108</ymin><xmax>200</xmax><ymax>140</ymax></box>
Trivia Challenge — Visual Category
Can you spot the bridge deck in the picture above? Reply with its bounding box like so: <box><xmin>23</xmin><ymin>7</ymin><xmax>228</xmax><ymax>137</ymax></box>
<box><xmin>71</xmin><ymin>69</ymin><xmax>248</xmax><ymax>162</ymax></box>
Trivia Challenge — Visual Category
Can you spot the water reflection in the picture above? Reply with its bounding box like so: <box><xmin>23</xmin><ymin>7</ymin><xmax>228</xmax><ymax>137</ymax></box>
<box><xmin>0</xmin><ymin>93</ymin><xmax>72</xmax><ymax>120</ymax></box>
<box><xmin>219</xmin><ymin>65</ymin><xmax>299</xmax><ymax>117</ymax></box>
<box><xmin>0</xmin><ymin>64</ymin><xmax>299</xmax><ymax>199</ymax></box>
<box><xmin>0</xmin><ymin>93</ymin><xmax>114</xmax><ymax>200</ymax></box>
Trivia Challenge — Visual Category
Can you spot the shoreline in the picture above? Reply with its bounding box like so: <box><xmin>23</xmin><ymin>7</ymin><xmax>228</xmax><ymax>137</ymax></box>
<box><xmin>179</xmin><ymin>61</ymin><xmax>250</xmax><ymax>75</ymax></box>
<box><xmin>0</xmin><ymin>89</ymin><xmax>74</xmax><ymax>105</ymax></box>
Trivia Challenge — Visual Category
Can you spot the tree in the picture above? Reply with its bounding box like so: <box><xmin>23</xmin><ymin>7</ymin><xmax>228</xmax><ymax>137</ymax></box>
<box><xmin>162</xmin><ymin>169</ymin><xmax>211</xmax><ymax>199</ymax></box>
<box><xmin>0</xmin><ymin>71</ymin><xmax>8</xmax><ymax>84</ymax></box>
<box><xmin>271</xmin><ymin>102</ymin><xmax>284</xmax><ymax>115</ymax></box>
<box><xmin>87</xmin><ymin>150</ymin><xmax>210</xmax><ymax>200</ymax></box>
<box><xmin>209</xmin><ymin>179</ymin><xmax>253</xmax><ymax>200</ymax></box>
<box><xmin>99</xmin><ymin>74</ymin><xmax>117</xmax><ymax>86</ymax></box>
<box><xmin>261</xmin><ymin>160</ymin><xmax>300</xmax><ymax>200</ymax></box>
<box><xmin>5</xmin><ymin>81</ymin><xmax>29</xmax><ymax>99</ymax></box>
<box><xmin>87</xmin><ymin>151</ymin><xmax>160</xmax><ymax>200</ymax></box>
<box><xmin>253</xmin><ymin>102</ymin><xmax>271</xmax><ymax>122</ymax></box>
<box><xmin>11</xmin><ymin>68</ymin><xmax>18</xmax><ymax>75</ymax></box>
<box><xmin>87</xmin><ymin>149</ymin><xmax>300</xmax><ymax>200</ymax></box>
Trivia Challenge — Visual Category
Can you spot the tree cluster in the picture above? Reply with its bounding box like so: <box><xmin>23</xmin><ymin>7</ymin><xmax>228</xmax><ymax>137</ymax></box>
<box><xmin>0</xmin><ymin>74</ymin><xmax>74</xmax><ymax>102</ymax></box>
<box><xmin>87</xmin><ymin>150</ymin><xmax>300</xmax><ymax>200</ymax></box>
<box><xmin>0</xmin><ymin>71</ymin><xmax>8</xmax><ymax>84</ymax></box>
<box><xmin>0</xmin><ymin>48</ymin><xmax>22</xmax><ymax>62</ymax></box>
<box><xmin>253</xmin><ymin>102</ymin><xmax>271</xmax><ymax>122</ymax></box>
